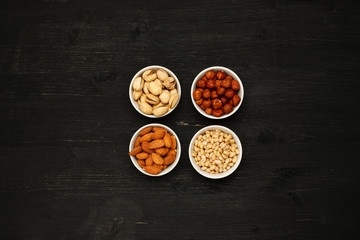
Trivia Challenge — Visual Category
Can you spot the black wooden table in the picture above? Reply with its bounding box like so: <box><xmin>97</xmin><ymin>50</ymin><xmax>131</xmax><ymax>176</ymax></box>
<box><xmin>1</xmin><ymin>1</ymin><xmax>360</xmax><ymax>239</ymax></box>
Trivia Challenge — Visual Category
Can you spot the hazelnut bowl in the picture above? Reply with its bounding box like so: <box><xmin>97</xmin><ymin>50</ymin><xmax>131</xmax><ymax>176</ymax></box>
<box><xmin>188</xmin><ymin>125</ymin><xmax>242</xmax><ymax>179</ymax></box>
<box><xmin>191</xmin><ymin>66</ymin><xmax>244</xmax><ymax>119</ymax></box>
<box><xmin>129</xmin><ymin>65</ymin><xmax>181</xmax><ymax>118</ymax></box>
<box><xmin>129</xmin><ymin>123</ymin><xmax>181</xmax><ymax>177</ymax></box>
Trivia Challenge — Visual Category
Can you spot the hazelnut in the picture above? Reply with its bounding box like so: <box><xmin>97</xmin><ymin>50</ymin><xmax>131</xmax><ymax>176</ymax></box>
<box><xmin>205</xmin><ymin>70</ymin><xmax>215</xmax><ymax>79</ymax></box>
<box><xmin>196</xmin><ymin>79</ymin><xmax>206</xmax><ymax>88</ymax></box>
<box><xmin>220</xmin><ymin>96</ymin><xmax>228</xmax><ymax>105</ymax></box>
<box><xmin>202</xmin><ymin>89</ymin><xmax>211</xmax><ymax>99</ymax></box>
<box><xmin>216</xmin><ymin>87</ymin><xmax>225</xmax><ymax>96</ymax></box>
<box><xmin>193</xmin><ymin>89</ymin><xmax>202</xmax><ymax>100</ymax></box>
<box><xmin>232</xmin><ymin>95</ymin><xmax>241</xmax><ymax>106</ymax></box>
<box><xmin>212</xmin><ymin>109</ymin><xmax>224</xmax><ymax>117</ymax></box>
<box><xmin>206</xmin><ymin>79</ymin><xmax>215</xmax><ymax>89</ymax></box>
<box><xmin>221</xmin><ymin>79</ymin><xmax>231</xmax><ymax>88</ymax></box>
<box><xmin>223</xmin><ymin>103</ymin><xmax>234</xmax><ymax>114</ymax></box>
<box><xmin>225</xmin><ymin>89</ymin><xmax>235</xmax><ymax>98</ymax></box>
<box><xmin>231</xmin><ymin>80</ymin><xmax>240</xmax><ymax>91</ymax></box>
<box><xmin>212</xmin><ymin>99</ymin><xmax>222</xmax><ymax>110</ymax></box>
<box><xmin>215</xmin><ymin>80</ymin><xmax>221</xmax><ymax>88</ymax></box>
<box><xmin>196</xmin><ymin>98</ymin><xmax>203</xmax><ymax>106</ymax></box>
<box><xmin>211</xmin><ymin>90</ymin><xmax>219</xmax><ymax>99</ymax></box>
<box><xmin>205</xmin><ymin>108</ymin><xmax>213</xmax><ymax>115</ymax></box>
<box><xmin>216</xmin><ymin>71</ymin><xmax>226</xmax><ymax>80</ymax></box>
<box><xmin>203</xmin><ymin>99</ymin><xmax>212</xmax><ymax>108</ymax></box>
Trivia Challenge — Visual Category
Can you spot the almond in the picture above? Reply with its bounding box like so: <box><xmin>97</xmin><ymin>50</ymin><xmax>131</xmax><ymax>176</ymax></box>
<box><xmin>139</xmin><ymin>126</ymin><xmax>152</xmax><ymax>136</ymax></box>
<box><xmin>137</xmin><ymin>159</ymin><xmax>145</xmax><ymax>168</ymax></box>
<box><xmin>167</xmin><ymin>149</ymin><xmax>176</xmax><ymax>156</ymax></box>
<box><xmin>151</xmin><ymin>153</ymin><xmax>164</xmax><ymax>165</ymax></box>
<box><xmin>144</xmin><ymin>165</ymin><xmax>161</xmax><ymax>175</ymax></box>
<box><xmin>139</xmin><ymin>133</ymin><xmax>152</xmax><ymax>143</ymax></box>
<box><xmin>141</xmin><ymin>141</ymin><xmax>153</xmax><ymax>154</ymax></box>
<box><xmin>164</xmin><ymin>155</ymin><xmax>176</xmax><ymax>165</ymax></box>
<box><xmin>145</xmin><ymin>155</ymin><xmax>153</xmax><ymax>166</ymax></box>
<box><xmin>155</xmin><ymin>147</ymin><xmax>169</xmax><ymax>156</ymax></box>
<box><xmin>136</xmin><ymin>152</ymin><xmax>149</xmax><ymax>160</ymax></box>
<box><xmin>152</xmin><ymin>127</ymin><xmax>167</xmax><ymax>133</ymax></box>
<box><xmin>152</xmin><ymin>130</ymin><xmax>165</xmax><ymax>140</ymax></box>
<box><xmin>170</xmin><ymin>135</ymin><xmax>176</xmax><ymax>150</ymax></box>
<box><xmin>129</xmin><ymin>146</ymin><xmax>142</xmax><ymax>156</ymax></box>
<box><xmin>152</xmin><ymin>164</ymin><xmax>165</xmax><ymax>170</ymax></box>
<box><xmin>149</xmin><ymin>139</ymin><xmax>165</xmax><ymax>149</ymax></box>
<box><xmin>163</xmin><ymin>133</ymin><xmax>172</xmax><ymax>148</ymax></box>
<box><xmin>134</xmin><ymin>136</ymin><xmax>141</xmax><ymax>148</ymax></box>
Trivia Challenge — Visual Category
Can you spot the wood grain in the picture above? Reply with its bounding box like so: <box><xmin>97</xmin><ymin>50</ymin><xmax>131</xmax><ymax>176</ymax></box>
<box><xmin>1</xmin><ymin>0</ymin><xmax>360</xmax><ymax>239</ymax></box>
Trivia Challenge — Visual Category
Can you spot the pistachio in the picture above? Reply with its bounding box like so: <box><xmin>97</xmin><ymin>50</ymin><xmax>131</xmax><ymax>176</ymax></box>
<box><xmin>142</xmin><ymin>70</ymin><xmax>157</xmax><ymax>82</ymax></box>
<box><xmin>145</xmin><ymin>94</ymin><xmax>160</xmax><ymax>105</ymax></box>
<box><xmin>132</xmin><ymin>77</ymin><xmax>144</xmax><ymax>91</ymax></box>
<box><xmin>163</xmin><ymin>77</ymin><xmax>176</xmax><ymax>90</ymax></box>
<box><xmin>149</xmin><ymin>80</ymin><xmax>163</xmax><ymax>95</ymax></box>
<box><xmin>169</xmin><ymin>89</ymin><xmax>178</xmax><ymax>96</ymax></box>
<box><xmin>153</xmin><ymin>106</ymin><xmax>169</xmax><ymax>116</ymax></box>
<box><xmin>139</xmin><ymin>100</ymin><xmax>153</xmax><ymax>115</ymax></box>
<box><xmin>133</xmin><ymin>90</ymin><xmax>142</xmax><ymax>101</ymax></box>
<box><xmin>143</xmin><ymin>82</ymin><xmax>150</xmax><ymax>95</ymax></box>
<box><xmin>157</xmin><ymin>69</ymin><xmax>169</xmax><ymax>81</ymax></box>
<box><xmin>153</xmin><ymin>102</ymin><xmax>166</xmax><ymax>110</ymax></box>
<box><xmin>159</xmin><ymin>90</ymin><xmax>170</xmax><ymax>104</ymax></box>
<box><xmin>168</xmin><ymin>93</ymin><xmax>179</xmax><ymax>109</ymax></box>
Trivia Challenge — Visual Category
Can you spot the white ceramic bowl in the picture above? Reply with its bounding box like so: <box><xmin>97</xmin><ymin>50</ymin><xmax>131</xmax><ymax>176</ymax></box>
<box><xmin>129</xmin><ymin>65</ymin><xmax>181</xmax><ymax>118</ymax></box>
<box><xmin>191</xmin><ymin>66</ymin><xmax>244</xmax><ymax>119</ymax></box>
<box><xmin>188</xmin><ymin>125</ymin><xmax>242</xmax><ymax>179</ymax></box>
<box><xmin>129</xmin><ymin>123</ymin><xmax>181</xmax><ymax>177</ymax></box>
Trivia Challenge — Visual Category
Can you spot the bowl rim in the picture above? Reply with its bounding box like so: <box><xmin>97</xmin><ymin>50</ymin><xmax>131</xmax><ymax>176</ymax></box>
<box><xmin>191</xmin><ymin>66</ymin><xmax>244</xmax><ymax>119</ymax></box>
<box><xmin>129</xmin><ymin>123</ymin><xmax>181</xmax><ymax>177</ymax></box>
<box><xmin>129</xmin><ymin>65</ymin><xmax>181</xmax><ymax>118</ymax></box>
<box><xmin>188</xmin><ymin>125</ymin><xmax>242</xmax><ymax>179</ymax></box>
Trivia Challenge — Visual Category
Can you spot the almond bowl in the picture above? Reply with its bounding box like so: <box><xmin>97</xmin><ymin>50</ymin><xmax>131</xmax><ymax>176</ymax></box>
<box><xmin>191</xmin><ymin>66</ymin><xmax>244</xmax><ymax>119</ymax></box>
<box><xmin>129</xmin><ymin>65</ymin><xmax>181</xmax><ymax>118</ymax></box>
<box><xmin>129</xmin><ymin>123</ymin><xmax>181</xmax><ymax>177</ymax></box>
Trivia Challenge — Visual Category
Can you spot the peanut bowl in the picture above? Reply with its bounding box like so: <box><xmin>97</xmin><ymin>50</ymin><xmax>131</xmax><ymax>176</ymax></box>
<box><xmin>191</xmin><ymin>66</ymin><xmax>244</xmax><ymax>119</ymax></box>
<box><xmin>188</xmin><ymin>125</ymin><xmax>242</xmax><ymax>179</ymax></box>
<box><xmin>129</xmin><ymin>65</ymin><xmax>181</xmax><ymax>118</ymax></box>
<box><xmin>129</xmin><ymin>123</ymin><xmax>181</xmax><ymax>177</ymax></box>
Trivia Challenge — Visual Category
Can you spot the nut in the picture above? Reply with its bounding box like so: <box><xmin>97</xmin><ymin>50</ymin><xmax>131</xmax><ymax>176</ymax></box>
<box><xmin>157</xmin><ymin>69</ymin><xmax>169</xmax><ymax>81</ymax></box>
<box><xmin>168</xmin><ymin>93</ymin><xmax>179</xmax><ymax>109</ymax></box>
<box><xmin>152</xmin><ymin>106</ymin><xmax>169</xmax><ymax>116</ymax></box>
<box><xmin>141</xmin><ymin>141</ymin><xmax>153</xmax><ymax>154</ymax></box>
<box><xmin>169</xmin><ymin>89</ymin><xmax>178</xmax><ymax>96</ymax></box>
<box><xmin>129</xmin><ymin>146</ymin><xmax>142</xmax><ymax>156</ymax></box>
<box><xmin>163</xmin><ymin>77</ymin><xmax>176</xmax><ymax>89</ymax></box>
<box><xmin>153</xmin><ymin>102</ymin><xmax>166</xmax><ymax>110</ymax></box>
<box><xmin>137</xmin><ymin>159</ymin><xmax>145</xmax><ymax>168</ymax></box>
<box><xmin>152</xmin><ymin>130</ymin><xmax>165</xmax><ymax>139</ymax></box>
<box><xmin>145</xmin><ymin>94</ymin><xmax>160</xmax><ymax>105</ymax></box>
<box><xmin>151</xmin><ymin>153</ymin><xmax>164</xmax><ymax>165</ymax></box>
<box><xmin>139</xmin><ymin>126</ymin><xmax>153</xmax><ymax>136</ymax></box>
<box><xmin>143</xmin><ymin>82</ymin><xmax>150</xmax><ymax>95</ymax></box>
<box><xmin>132</xmin><ymin>77</ymin><xmax>144</xmax><ymax>91</ymax></box>
<box><xmin>149</xmin><ymin>80</ymin><xmax>163</xmax><ymax>95</ymax></box>
<box><xmin>133</xmin><ymin>90</ymin><xmax>142</xmax><ymax>101</ymax></box>
<box><xmin>144</xmin><ymin>165</ymin><xmax>162</xmax><ymax>175</ymax></box>
<box><xmin>149</xmin><ymin>139</ymin><xmax>165</xmax><ymax>149</ymax></box>
<box><xmin>155</xmin><ymin>147</ymin><xmax>169</xmax><ymax>156</ymax></box>
<box><xmin>139</xmin><ymin>100</ymin><xmax>153</xmax><ymax>115</ymax></box>
<box><xmin>164</xmin><ymin>155</ymin><xmax>175</xmax><ymax>165</ymax></box>
<box><xmin>139</xmin><ymin>132</ymin><xmax>152</xmax><ymax>143</ymax></box>
<box><xmin>136</xmin><ymin>152</ymin><xmax>149</xmax><ymax>159</ymax></box>
<box><xmin>163</xmin><ymin>133</ymin><xmax>172</xmax><ymax>148</ymax></box>
<box><xmin>145</xmin><ymin>155</ymin><xmax>153</xmax><ymax>166</ymax></box>
<box><xmin>134</xmin><ymin>136</ymin><xmax>141</xmax><ymax>147</ymax></box>
<box><xmin>142</xmin><ymin>70</ymin><xmax>157</xmax><ymax>82</ymax></box>
<box><xmin>159</xmin><ymin>90</ymin><xmax>170</xmax><ymax>104</ymax></box>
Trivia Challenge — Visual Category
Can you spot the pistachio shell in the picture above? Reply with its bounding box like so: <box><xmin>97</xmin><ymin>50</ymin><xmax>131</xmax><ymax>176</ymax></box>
<box><xmin>145</xmin><ymin>94</ymin><xmax>160</xmax><ymax>105</ymax></box>
<box><xmin>139</xmin><ymin>100</ymin><xmax>153</xmax><ymax>115</ymax></box>
<box><xmin>133</xmin><ymin>90</ymin><xmax>142</xmax><ymax>101</ymax></box>
<box><xmin>143</xmin><ymin>82</ymin><xmax>150</xmax><ymax>95</ymax></box>
<box><xmin>163</xmin><ymin>77</ymin><xmax>176</xmax><ymax>89</ymax></box>
<box><xmin>149</xmin><ymin>80</ymin><xmax>162</xmax><ymax>95</ymax></box>
<box><xmin>142</xmin><ymin>70</ymin><xmax>157</xmax><ymax>82</ymax></box>
<box><xmin>157</xmin><ymin>69</ymin><xmax>169</xmax><ymax>81</ymax></box>
<box><xmin>153</xmin><ymin>102</ymin><xmax>166</xmax><ymax>110</ymax></box>
<box><xmin>168</xmin><ymin>93</ymin><xmax>179</xmax><ymax>109</ymax></box>
<box><xmin>169</xmin><ymin>89</ymin><xmax>178</xmax><ymax>96</ymax></box>
<box><xmin>159</xmin><ymin>90</ymin><xmax>170</xmax><ymax>104</ymax></box>
<box><xmin>152</xmin><ymin>106</ymin><xmax>169</xmax><ymax>116</ymax></box>
<box><xmin>132</xmin><ymin>77</ymin><xmax>144</xmax><ymax>91</ymax></box>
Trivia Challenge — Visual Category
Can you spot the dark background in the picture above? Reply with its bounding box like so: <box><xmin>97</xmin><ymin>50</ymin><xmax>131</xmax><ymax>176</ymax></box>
<box><xmin>1</xmin><ymin>0</ymin><xmax>360</xmax><ymax>239</ymax></box>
